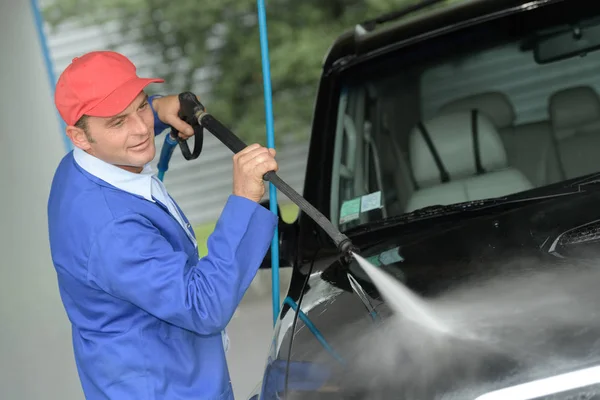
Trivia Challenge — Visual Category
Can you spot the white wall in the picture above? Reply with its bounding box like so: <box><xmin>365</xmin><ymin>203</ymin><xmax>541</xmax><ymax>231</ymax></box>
<box><xmin>0</xmin><ymin>1</ymin><xmax>83</xmax><ymax>399</ymax></box>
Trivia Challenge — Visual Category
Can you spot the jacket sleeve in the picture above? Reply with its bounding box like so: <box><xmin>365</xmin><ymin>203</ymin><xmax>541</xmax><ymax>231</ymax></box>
<box><xmin>148</xmin><ymin>94</ymin><xmax>170</xmax><ymax>136</ymax></box>
<box><xmin>86</xmin><ymin>195</ymin><xmax>278</xmax><ymax>336</ymax></box>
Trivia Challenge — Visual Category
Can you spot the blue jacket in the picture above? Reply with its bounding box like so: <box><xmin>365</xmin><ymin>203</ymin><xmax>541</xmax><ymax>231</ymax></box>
<box><xmin>47</xmin><ymin>100</ymin><xmax>278</xmax><ymax>399</ymax></box>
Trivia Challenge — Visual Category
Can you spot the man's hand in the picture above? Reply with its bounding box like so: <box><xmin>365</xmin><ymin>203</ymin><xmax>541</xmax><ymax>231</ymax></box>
<box><xmin>233</xmin><ymin>144</ymin><xmax>278</xmax><ymax>203</ymax></box>
<box><xmin>152</xmin><ymin>95</ymin><xmax>195</xmax><ymax>140</ymax></box>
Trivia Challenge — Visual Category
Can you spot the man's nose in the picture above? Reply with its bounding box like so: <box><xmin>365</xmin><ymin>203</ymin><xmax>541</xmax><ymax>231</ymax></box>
<box><xmin>131</xmin><ymin>113</ymin><xmax>149</xmax><ymax>134</ymax></box>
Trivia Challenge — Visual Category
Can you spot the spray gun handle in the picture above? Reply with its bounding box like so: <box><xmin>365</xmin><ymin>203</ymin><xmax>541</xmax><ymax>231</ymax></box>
<box><xmin>178</xmin><ymin>91</ymin><xmax>206</xmax><ymax>118</ymax></box>
<box><xmin>169</xmin><ymin>92</ymin><xmax>205</xmax><ymax>160</ymax></box>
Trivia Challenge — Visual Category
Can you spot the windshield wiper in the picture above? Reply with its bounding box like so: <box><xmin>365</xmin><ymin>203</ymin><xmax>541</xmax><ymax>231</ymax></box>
<box><xmin>345</xmin><ymin>188</ymin><xmax>585</xmax><ymax>234</ymax></box>
<box><xmin>569</xmin><ymin>172</ymin><xmax>600</xmax><ymax>187</ymax></box>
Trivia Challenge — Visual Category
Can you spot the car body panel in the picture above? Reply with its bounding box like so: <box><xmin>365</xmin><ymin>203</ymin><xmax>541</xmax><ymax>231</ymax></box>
<box><xmin>262</xmin><ymin>185</ymin><xmax>600</xmax><ymax>399</ymax></box>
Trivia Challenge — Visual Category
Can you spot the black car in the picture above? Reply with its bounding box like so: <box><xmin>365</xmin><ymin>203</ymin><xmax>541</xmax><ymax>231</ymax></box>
<box><xmin>252</xmin><ymin>0</ymin><xmax>600</xmax><ymax>398</ymax></box>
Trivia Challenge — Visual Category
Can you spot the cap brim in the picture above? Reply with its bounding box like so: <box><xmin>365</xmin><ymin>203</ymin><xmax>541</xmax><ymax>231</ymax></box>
<box><xmin>85</xmin><ymin>77</ymin><xmax>164</xmax><ymax>118</ymax></box>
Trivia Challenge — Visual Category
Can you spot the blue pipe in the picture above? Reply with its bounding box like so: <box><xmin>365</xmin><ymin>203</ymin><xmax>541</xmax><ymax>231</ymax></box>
<box><xmin>257</xmin><ymin>0</ymin><xmax>281</xmax><ymax>327</ymax></box>
<box><xmin>30</xmin><ymin>0</ymin><xmax>72</xmax><ymax>153</ymax></box>
<box><xmin>157</xmin><ymin>134</ymin><xmax>178</xmax><ymax>182</ymax></box>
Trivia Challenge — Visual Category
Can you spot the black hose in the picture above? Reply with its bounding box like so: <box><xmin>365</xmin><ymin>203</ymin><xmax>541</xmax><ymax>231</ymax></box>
<box><xmin>177</xmin><ymin>91</ymin><xmax>356</xmax><ymax>258</ymax></box>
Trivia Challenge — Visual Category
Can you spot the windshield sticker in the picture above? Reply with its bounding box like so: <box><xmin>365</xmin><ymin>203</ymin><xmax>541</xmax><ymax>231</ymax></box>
<box><xmin>363</xmin><ymin>247</ymin><xmax>403</xmax><ymax>269</ymax></box>
<box><xmin>379</xmin><ymin>247</ymin><xmax>404</xmax><ymax>265</ymax></box>
<box><xmin>339</xmin><ymin>197</ymin><xmax>361</xmax><ymax>224</ymax></box>
<box><xmin>360</xmin><ymin>191</ymin><xmax>382</xmax><ymax>213</ymax></box>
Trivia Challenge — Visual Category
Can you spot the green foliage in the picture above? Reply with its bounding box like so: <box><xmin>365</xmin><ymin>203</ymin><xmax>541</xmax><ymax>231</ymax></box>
<box><xmin>43</xmin><ymin>0</ymin><xmax>464</xmax><ymax>144</ymax></box>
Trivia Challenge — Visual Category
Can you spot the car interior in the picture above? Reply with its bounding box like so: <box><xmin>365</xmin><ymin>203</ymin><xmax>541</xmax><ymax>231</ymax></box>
<box><xmin>330</xmin><ymin>14</ymin><xmax>600</xmax><ymax>229</ymax></box>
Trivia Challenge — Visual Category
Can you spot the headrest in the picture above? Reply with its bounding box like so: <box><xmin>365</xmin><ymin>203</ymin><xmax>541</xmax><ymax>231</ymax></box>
<box><xmin>549</xmin><ymin>86</ymin><xmax>600</xmax><ymax>140</ymax></box>
<box><xmin>438</xmin><ymin>92</ymin><xmax>515</xmax><ymax>129</ymax></box>
<box><xmin>409</xmin><ymin>111</ymin><xmax>508</xmax><ymax>188</ymax></box>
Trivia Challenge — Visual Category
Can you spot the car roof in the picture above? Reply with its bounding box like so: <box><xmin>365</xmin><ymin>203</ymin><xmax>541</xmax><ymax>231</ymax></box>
<box><xmin>322</xmin><ymin>0</ymin><xmax>566</xmax><ymax>70</ymax></box>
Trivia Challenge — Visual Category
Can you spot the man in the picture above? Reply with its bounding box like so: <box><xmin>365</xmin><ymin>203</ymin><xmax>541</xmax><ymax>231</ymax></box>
<box><xmin>47</xmin><ymin>50</ymin><xmax>279</xmax><ymax>399</ymax></box>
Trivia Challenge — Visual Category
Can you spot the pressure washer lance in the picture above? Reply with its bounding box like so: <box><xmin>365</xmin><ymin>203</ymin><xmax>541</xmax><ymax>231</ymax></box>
<box><xmin>174</xmin><ymin>91</ymin><xmax>357</xmax><ymax>262</ymax></box>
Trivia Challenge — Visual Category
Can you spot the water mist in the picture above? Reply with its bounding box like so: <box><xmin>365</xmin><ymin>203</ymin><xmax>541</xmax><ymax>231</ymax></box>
<box><xmin>324</xmin><ymin>251</ymin><xmax>600</xmax><ymax>399</ymax></box>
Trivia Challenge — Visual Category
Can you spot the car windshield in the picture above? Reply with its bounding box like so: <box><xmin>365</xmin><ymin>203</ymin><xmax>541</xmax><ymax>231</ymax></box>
<box><xmin>329</xmin><ymin>4</ymin><xmax>600</xmax><ymax>231</ymax></box>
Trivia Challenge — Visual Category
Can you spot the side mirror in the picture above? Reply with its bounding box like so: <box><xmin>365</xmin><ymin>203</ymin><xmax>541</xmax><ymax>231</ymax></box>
<box><xmin>259</xmin><ymin>200</ymin><xmax>297</xmax><ymax>269</ymax></box>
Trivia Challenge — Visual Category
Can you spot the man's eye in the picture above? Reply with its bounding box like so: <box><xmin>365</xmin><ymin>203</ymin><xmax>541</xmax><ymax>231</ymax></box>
<box><xmin>139</xmin><ymin>101</ymin><xmax>149</xmax><ymax>109</ymax></box>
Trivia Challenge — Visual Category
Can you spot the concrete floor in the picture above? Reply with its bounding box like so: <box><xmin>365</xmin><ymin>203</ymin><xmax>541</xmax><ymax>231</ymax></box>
<box><xmin>225</xmin><ymin>268</ymin><xmax>293</xmax><ymax>399</ymax></box>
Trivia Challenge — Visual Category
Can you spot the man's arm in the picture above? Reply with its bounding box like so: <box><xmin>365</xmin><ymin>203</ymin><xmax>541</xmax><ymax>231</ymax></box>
<box><xmin>86</xmin><ymin>195</ymin><xmax>277</xmax><ymax>336</ymax></box>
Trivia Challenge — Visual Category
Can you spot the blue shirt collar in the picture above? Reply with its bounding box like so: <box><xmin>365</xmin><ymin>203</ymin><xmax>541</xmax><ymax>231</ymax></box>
<box><xmin>73</xmin><ymin>147</ymin><xmax>155</xmax><ymax>202</ymax></box>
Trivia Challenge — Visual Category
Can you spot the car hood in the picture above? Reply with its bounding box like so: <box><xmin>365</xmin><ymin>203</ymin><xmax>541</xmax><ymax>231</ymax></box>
<box><xmin>305</xmin><ymin>188</ymin><xmax>600</xmax><ymax>399</ymax></box>
<box><xmin>344</xmin><ymin>187</ymin><xmax>600</xmax><ymax>292</ymax></box>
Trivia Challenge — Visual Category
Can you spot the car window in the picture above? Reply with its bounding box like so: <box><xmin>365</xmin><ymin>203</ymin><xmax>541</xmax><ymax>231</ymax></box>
<box><xmin>330</xmin><ymin>12</ymin><xmax>600</xmax><ymax>231</ymax></box>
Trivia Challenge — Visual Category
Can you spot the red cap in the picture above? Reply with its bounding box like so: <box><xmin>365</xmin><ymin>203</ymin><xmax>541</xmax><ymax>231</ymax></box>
<box><xmin>54</xmin><ymin>51</ymin><xmax>164</xmax><ymax>126</ymax></box>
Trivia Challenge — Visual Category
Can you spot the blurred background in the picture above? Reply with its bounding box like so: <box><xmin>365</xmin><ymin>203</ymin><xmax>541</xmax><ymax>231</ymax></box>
<box><xmin>2</xmin><ymin>0</ymin><xmax>427</xmax><ymax>399</ymax></box>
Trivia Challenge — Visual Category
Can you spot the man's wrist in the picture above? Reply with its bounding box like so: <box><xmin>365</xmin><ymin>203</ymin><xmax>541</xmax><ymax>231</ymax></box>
<box><xmin>149</xmin><ymin>94</ymin><xmax>163</xmax><ymax>110</ymax></box>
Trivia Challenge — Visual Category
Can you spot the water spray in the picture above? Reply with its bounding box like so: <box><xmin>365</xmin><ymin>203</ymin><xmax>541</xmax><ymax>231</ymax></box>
<box><xmin>353</xmin><ymin>253</ymin><xmax>455</xmax><ymax>337</ymax></box>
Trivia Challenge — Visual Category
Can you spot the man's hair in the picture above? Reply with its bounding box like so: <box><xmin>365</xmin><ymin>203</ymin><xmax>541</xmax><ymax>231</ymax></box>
<box><xmin>75</xmin><ymin>115</ymin><xmax>95</xmax><ymax>143</ymax></box>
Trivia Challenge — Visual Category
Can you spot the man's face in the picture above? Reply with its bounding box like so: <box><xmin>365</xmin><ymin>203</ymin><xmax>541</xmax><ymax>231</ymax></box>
<box><xmin>69</xmin><ymin>91</ymin><xmax>156</xmax><ymax>173</ymax></box>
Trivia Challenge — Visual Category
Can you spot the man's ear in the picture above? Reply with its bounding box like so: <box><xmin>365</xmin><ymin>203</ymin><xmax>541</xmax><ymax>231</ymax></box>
<box><xmin>66</xmin><ymin>125</ymin><xmax>92</xmax><ymax>151</ymax></box>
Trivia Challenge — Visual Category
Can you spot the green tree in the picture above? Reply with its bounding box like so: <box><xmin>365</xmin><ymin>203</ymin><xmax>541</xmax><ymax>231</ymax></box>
<box><xmin>43</xmin><ymin>0</ymin><xmax>462</xmax><ymax>144</ymax></box>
